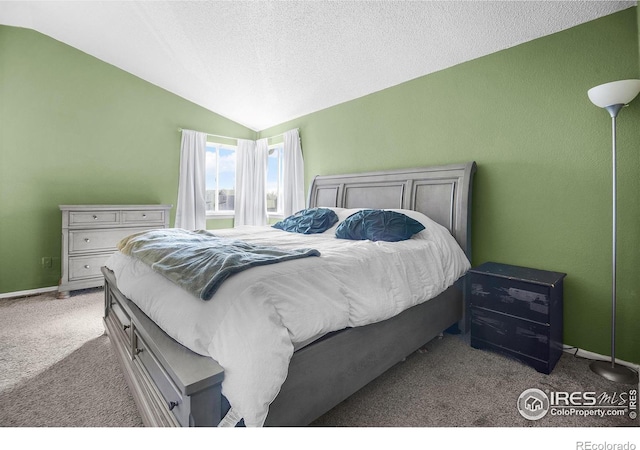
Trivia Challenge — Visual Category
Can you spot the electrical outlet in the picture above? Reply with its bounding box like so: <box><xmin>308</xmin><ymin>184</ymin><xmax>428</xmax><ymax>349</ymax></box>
<box><xmin>41</xmin><ymin>257</ymin><xmax>52</xmax><ymax>269</ymax></box>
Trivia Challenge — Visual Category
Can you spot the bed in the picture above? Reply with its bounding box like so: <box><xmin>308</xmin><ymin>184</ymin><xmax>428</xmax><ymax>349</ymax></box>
<box><xmin>101</xmin><ymin>161</ymin><xmax>477</xmax><ymax>427</ymax></box>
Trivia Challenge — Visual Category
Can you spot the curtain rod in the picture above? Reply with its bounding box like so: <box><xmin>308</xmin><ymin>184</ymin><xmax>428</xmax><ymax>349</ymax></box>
<box><xmin>177</xmin><ymin>128</ymin><xmax>237</xmax><ymax>141</ymax></box>
<box><xmin>178</xmin><ymin>128</ymin><xmax>297</xmax><ymax>142</ymax></box>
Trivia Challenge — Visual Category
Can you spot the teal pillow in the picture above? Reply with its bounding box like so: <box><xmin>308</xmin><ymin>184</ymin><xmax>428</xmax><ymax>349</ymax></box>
<box><xmin>335</xmin><ymin>209</ymin><xmax>425</xmax><ymax>242</ymax></box>
<box><xmin>273</xmin><ymin>208</ymin><xmax>339</xmax><ymax>234</ymax></box>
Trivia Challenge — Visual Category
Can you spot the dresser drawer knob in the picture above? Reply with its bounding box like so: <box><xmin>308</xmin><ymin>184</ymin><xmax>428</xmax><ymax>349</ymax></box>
<box><xmin>123</xmin><ymin>324</ymin><xmax>130</xmax><ymax>331</ymax></box>
<box><xmin>84</xmin><ymin>265</ymin><xmax>90</xmax><ymax>269</ymax></box>
<box><xmin>168</xmin><ymin>401</ymin><xmax>179</xmax><ymax>411</ymax></box>
<box><xmin>142</xmin><ymin>214</ymin><xmax>147</xmax><ymax>218</ymax></box>
<box><xmin>84</xmin><ymin>238</ymin><xmax>90</xmax><ymax>243</ymax></box>
<box><xmin>92</xmin><ymin>215</ymin><xmax>98</xmax><ymax>220</ymax></box>
<box><xmin>135</xmin><ymin>348</ymin><xmax>144</xmax><ymax>355</ymax></box>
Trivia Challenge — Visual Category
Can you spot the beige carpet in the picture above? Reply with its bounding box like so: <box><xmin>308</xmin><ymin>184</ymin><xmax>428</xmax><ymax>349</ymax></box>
<box><xmin>312</xmin><ymin>333</ymin><xmax>639</xmax><ymax>427</ymax></box>
<box><xmin>0</xmin><ymin>288</ymin><xmax>142</xmax><ymax>427</ymax></box>
<box><xmin>0</xmin><ymin>288</ymin><xmax>637</xmax><ymax>429</ymax></box>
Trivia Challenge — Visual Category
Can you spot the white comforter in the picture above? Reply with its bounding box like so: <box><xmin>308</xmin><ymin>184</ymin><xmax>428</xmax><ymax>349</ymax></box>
<box><xmin>105</xmin><ymin>209</ymin><xmax>470</xmax><ymax>426</ymax></box>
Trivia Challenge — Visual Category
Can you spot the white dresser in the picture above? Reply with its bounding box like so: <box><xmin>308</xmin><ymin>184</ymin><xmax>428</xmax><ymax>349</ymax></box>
<box><xmin>58</xmin><ymin>204</ymin><xmax>172</xmax><ymax>298</ymax></box>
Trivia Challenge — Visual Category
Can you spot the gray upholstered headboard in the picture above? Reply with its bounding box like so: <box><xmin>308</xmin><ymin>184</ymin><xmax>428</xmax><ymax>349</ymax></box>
<box><xmin>308</xmin><ymin>162</ymin><xmax>477</xmax><ymax>258</ymax></box>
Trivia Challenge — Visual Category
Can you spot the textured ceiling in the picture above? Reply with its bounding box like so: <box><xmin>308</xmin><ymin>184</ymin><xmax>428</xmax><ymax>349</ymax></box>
<box><xmin>1</xmin><ymin>1</ymin><xmax>636</xmax><ymax>131</ymax></box>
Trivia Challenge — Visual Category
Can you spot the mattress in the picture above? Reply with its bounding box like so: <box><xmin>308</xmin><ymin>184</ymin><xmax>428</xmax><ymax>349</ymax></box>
<box><xmin>105</xmin><ymin>208</ymin><xmax>470</xmax><ymax>426</ymax></box>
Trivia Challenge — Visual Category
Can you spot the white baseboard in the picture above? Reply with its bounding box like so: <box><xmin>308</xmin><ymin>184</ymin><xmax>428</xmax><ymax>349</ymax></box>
<box><xmin>563</xmin><ymin>344</ymin><xmax>640</xmax><ymax>372</ymax></box>
<box><xmin>0</xmin><ymin>286</ymin><xmax>58</xmax><ymax>300</ymax></box>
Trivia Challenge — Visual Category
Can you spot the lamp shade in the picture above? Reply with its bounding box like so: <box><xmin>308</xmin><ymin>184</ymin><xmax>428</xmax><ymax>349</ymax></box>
<box><xmin>588</xmin><ymin>79</ymin><xmax>640</xmax><ymax>108</ymax></box>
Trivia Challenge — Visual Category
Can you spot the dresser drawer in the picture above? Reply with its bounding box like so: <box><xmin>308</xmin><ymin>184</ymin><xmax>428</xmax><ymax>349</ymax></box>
<box><xmin>134</xmin><ymin>331</ymin><xmax>188</xmax><ymax>426</ymax></box>
<box><xmin>69</xmin><ymin>211</ymin><xmax>120</xmax><ymax>227</ymax></box>
<box><xmin>470</xmin><ymin>307</ymin><xmax>549</xmax><ymax>362</ymax></box>
<box><xmin>469</xmin><ymin>274</ymin><xmax>550</xmax><ymax>324</ymax></box>
<box><xmin>68</xmin><ymin>254</ymin><xmax>110</xmax><ymax>280</ymax></box>
<box><xmin>69</xmin><ymin>227</ymin><xmax>150</xmax><ymax>253</ymax></box>
<box><xmin>122</xmin><ymin>210</ymin><xmax>166</xmax><ymax>224</ymax></box>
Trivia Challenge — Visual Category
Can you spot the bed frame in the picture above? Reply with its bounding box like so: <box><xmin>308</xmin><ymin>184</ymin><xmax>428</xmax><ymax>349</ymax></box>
<box><xmin>102</xmin><ymin>161</ymin><xmax>477</xmax><ymax>427</ymax></box>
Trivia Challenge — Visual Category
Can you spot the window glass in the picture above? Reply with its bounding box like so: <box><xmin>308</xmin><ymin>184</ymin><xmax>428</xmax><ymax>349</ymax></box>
<box><xmin>267</xmin><ymin>145</ymin><xmax>284</xmax><ymax>214</ymax></box>
<box><xmin>206</xmin><ymin>144</ymin><xmax>236</xmax><ymax>214</ymax></box>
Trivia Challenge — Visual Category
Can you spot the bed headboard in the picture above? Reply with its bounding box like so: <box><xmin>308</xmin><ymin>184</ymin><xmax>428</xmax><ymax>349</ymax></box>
<box><xmin>308</xmin><ymin>161</ymin><xmax>477</xmax><ymax>258</ymax></box>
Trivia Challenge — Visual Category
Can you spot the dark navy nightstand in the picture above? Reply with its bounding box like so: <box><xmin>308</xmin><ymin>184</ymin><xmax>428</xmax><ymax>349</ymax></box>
<box><xmin>468</xmin><ymin>262</ymin><xmax>566</xmax><ymax>374</ymax></box>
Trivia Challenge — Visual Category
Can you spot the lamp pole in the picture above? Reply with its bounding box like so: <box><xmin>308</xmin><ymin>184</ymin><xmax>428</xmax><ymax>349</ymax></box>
<box><xmin>606</xmin><ymin>105</ymin><xmax>620</xmax><ymax>372</ymax></box>
<box><xmin>587</xmin><ymin>82</ymin><xmax>639</xmax><ymax>385</ymax></box>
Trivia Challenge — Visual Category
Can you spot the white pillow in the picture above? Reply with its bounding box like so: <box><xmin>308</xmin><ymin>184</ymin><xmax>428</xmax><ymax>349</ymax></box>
<box><xmin>321</xmin><ymin>207</ymin><xmax>365</xmax><ymax>234</ymax></box>
<box><xmin>385</xmin><ymin>208</ymin><xmax>450</xmax><ymax>240</ymax></box>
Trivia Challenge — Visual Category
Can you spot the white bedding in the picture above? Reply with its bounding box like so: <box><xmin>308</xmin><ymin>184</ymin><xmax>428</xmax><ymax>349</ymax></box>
<box><xmin>104</xmin><ymin>208</ymin><xmax>470</xmax><ymax>427</ymax></box>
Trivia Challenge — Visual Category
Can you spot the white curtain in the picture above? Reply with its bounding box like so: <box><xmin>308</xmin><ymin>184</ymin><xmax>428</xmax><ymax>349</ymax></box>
<box><xmin>175</xmin><ymin>129</ymin><xmax>207</xmax><ymax>230</ymax></box>
<box><xmin>282</xmin><ymin>129</ymin><xmax>305</xmax><ymax>217</ymax></box>
<box><xmin>235</xmin><ymin>138</ymin><xmax>268</xmax><ymax>226</ymax></box>
<box><xmin>254</xmin><ymin>138</ymin><xmax>269</xmax><ymax>222</ymax></box>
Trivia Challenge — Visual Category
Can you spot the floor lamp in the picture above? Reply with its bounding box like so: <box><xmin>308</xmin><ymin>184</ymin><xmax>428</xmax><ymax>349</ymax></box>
<box><xmin>587</xmin><ymin>79</ymin><xmax>640</xmax><ymax>385</ymax></box>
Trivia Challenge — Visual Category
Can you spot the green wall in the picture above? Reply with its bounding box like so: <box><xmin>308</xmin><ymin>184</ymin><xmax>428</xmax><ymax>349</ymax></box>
<box><xmin>260</xmin><ymin>9</ymin><xmax>640</xmax><ymax>363</ymax></box>
<box><xmin>2</xmin><ymin>9</ymin><xmax>639</xmax><ymax>363</ymax></box>
<box><xmin>0</xmin><ymin>26</ymin><xmax>255</xmax><ymax>294</ymax></box>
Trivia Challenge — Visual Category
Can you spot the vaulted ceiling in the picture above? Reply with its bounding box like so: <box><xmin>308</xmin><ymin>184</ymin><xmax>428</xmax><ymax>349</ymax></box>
<box><xmin>1</xmin><ymin>1</ymin><xmax>635</xmax><ymax>130</ymax></box>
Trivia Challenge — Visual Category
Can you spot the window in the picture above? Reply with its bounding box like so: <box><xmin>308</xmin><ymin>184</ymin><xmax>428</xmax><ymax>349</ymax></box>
<box><xmin>267</xmin><ymin>144</ymin><xmax>284</xmax><ymax>216</ymax></box>
<box><xmin>205</xmin><ymin>143</ymin><xmax>236</xmax><ymax>215</ymax></box>
<box><xmin>205</xmin><ymin>141</ymin><xmax>285</xmax><ymax>218</ymax></box>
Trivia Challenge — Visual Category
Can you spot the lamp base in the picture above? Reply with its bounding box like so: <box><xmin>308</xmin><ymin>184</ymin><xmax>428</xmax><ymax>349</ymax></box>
<box><xmin>590</xmin><ymin>360</ymin><xmax>639</xmax><ymax>385</ymax></box>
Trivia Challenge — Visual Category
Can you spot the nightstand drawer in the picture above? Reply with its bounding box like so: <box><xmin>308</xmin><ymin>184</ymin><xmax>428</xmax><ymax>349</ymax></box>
<box><xmin>122</xmin><ymin>210</ymin><xmax>166</xmax><ymax>224</ymax></box>
<box><xmin>469</xmin><ymin>275</ymin><xmax>550</xmax><ymax>324</ymax></box>
<box><xmin>470</xmin><ymin>308</ymin><xmax>549</xmax><ymax>362</ymax></box>
<box><xmin>69</xmin><ymin>211</ymin><xmax>120</xmax><ymax>227</ymax></box>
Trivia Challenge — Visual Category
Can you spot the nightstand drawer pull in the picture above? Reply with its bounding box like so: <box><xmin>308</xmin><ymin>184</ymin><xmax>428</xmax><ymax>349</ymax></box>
<box><xmin>168</xmin><ymin>401</ymin><xmax>179</xmax><ymax>411</ymax></box>
<box><xmin>84</xmin><ymin>238</ymin><xmax>90</xmax><ymax>243</ymax></box>
<box><xmin>84</xmin><ymin>265</ymin><xmax>90</xmax><ymax>269</ymax></box>
<box><xmin>123</xmin><ymin>324</ymin><xmax>130</xmax><ymax>331</ymax></box>
<box><xmin>92</xmin><ymin>215</ymin><xmax>98</xmax><ymax>220</ymax></box>
<box><xmin>135</xmin><ymin>348</ymin><xmax>144</xmax><ymax>355</ymax></box>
